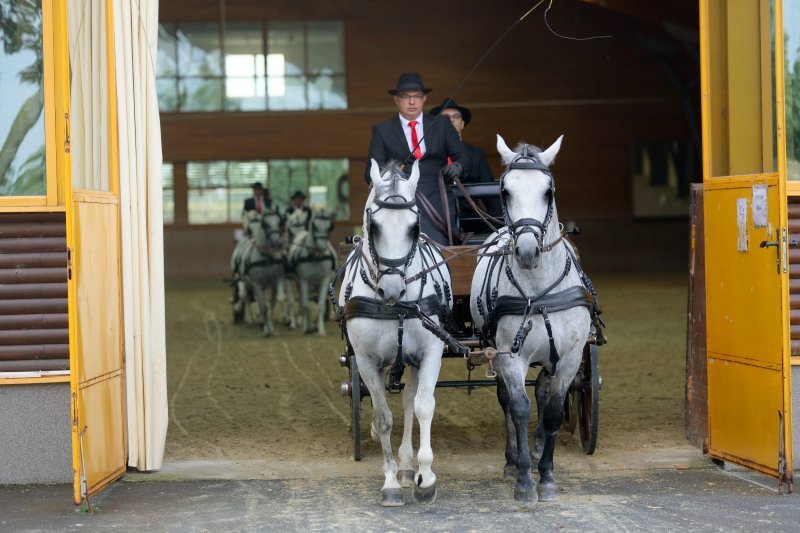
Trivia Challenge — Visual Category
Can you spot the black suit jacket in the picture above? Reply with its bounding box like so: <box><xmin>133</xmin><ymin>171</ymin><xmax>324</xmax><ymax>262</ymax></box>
<box><xmin>461</xmin><ymin>142</ymin><xmax>493</xmax><ymax>184</ymax></box>
<box><xmin>364</xmin><ymin>114</ymin><xmax>470</xmax><ymax>184</ymax></box>
<box><xmin>243</xmin><ymin>196</ymin><xmax>271</xmax><ymax>212</ymax></box>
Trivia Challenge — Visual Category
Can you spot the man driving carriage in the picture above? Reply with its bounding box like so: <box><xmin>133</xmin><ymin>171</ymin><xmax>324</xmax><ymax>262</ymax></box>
<box><xmin>365</xmin><ymin>72</ymin><xmax>470</xmax><ymax>245</ymax></box>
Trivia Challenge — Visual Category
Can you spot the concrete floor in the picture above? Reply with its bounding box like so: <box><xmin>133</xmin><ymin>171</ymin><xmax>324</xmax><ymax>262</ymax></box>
<box><xmin>2</xmin><ymin>455</ymin><xmax>799</xmax><ymax>532</ymax></box>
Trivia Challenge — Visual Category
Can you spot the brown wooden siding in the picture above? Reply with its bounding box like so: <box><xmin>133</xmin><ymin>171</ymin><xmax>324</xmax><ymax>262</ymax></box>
<box><xmin>0</xmin><ymin>213</ymin><xmax>69</xmax><ymax>373</ymax></box>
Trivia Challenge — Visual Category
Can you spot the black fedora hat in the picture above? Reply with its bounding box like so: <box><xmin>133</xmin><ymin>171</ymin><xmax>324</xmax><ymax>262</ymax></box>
<box><xmin>429</xmin><ymin>99</ymin><xmax>472</xmax><ymax>126</ymax></box>
<box><xmin>290</xmin><ymin>190</ymin><xmax>307</xmax><ymax>200</ymax></box>
<box><xmin>388</xmin><ymin>72</ymin><xmax>432</xmax><ymax>95</ymax></box>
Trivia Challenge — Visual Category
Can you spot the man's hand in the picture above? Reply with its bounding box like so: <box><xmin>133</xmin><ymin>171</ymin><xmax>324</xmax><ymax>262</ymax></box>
<box><xmin>442</xmin><ymin>162</ymin><xmax>462</xmax><ymax>182</ymax></box>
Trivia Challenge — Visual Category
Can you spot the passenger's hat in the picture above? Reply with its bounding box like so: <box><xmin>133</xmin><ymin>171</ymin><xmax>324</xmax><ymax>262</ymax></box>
<box><xmin>429</xmin><ymin>99</ymin><xmax>472</xmax><ymax>126</ymax></box>
<box><xmin>251</xmin><ymin>181</ymin><xmax>264</xmax><ymax>190</ymax></box>
<box><xmin>388</xmin><ymin>72</ymin><xmax>432</xmax><ymax>96</ymax></box>
<box><xmin>290</xmin><ymin>190</ymin><xmax>307</xmax><ymax>200</ymax></box>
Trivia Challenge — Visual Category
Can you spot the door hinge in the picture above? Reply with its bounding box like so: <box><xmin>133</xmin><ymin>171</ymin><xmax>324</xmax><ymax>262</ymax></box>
<box><xmin>782</xmin><ymin>227</ymin><xmax>788</xmax><ymax>274</ymax></box>
<box><xmin>72</xmin><ymin>391</ymin><xmax>78</xmax><ymax>427</ymax></box>
<box><xmin>64</xmin><ymin>112</ymin><xmax>70</xmax><ymax>153</ymax></box>
<box><xmin>66</xmin><ymin>246</ymin><xmax>72</xmax><ymax>281</ymax></box>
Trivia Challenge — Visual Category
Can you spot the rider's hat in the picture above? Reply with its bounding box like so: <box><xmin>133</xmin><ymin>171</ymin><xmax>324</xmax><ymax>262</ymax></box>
<box><xmin>290</xmin><ymin>190</ymin><xmax>307</xmax><ymax>200</ymax></box>
<box><xmin>251</xmin><ymin>181</ymin><xmax>264</xmax><ymax>190</ymax></box>
<box><xmin>388</xmin><ymin>72</ymin><xmax>432</xmax><ymax>96</ymax></box>
<box><xmin>429</xmin><ymin>99</ymin><xmax>472</xmax><ymax>126</ymax></box>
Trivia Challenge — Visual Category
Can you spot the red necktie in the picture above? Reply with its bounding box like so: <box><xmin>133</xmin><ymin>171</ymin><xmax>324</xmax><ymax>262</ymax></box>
<box><xmin>408</xmin><ymin>121</ymin><xmax>422</xmax><ymax>159</ymax></box>
<box><xmin>256</xmin><ymin>197</ymin><xmax>263</xmax><ymax>214</ymax></box>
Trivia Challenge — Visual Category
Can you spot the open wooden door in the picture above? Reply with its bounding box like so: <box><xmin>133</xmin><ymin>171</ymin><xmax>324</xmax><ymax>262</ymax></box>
<box><xmin>701</xmin><ymin>0</ymin><xmax>793</xmax><ymax>490</ymax></box>
<box><xmin>66</xmin><ymin>0</ymin><xmax>126</xmax><ymax>505</ymax></box>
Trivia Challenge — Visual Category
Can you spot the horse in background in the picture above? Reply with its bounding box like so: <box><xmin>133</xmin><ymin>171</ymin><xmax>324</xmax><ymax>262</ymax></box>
<box><xmin>287</xmin><ymin>207</ymin><xmax>336</xmax><ymax>334</ymax></box>
<box><xmin>231</xmin><ymin>207</ymin><xmax>287</xmax><ymax>336</ymax></box>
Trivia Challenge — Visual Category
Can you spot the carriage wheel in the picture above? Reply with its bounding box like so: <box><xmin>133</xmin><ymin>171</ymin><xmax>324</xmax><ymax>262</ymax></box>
<box><xmin>578</xmin><ymin>344</ymin><xmax>600</xmax><ymax>454</ymax></box>
<box><xmin>562</xmin><ymin>383</ymin><xmax>579</xmax><ymax>434</ymax></box>
<box><xmin>350</xmin><ymin>354</ymin><xmax>363</xmax><ymax>461</ymax></box>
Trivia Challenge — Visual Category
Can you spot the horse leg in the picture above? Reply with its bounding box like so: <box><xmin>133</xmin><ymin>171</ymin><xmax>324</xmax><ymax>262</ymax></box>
<box><xmin>496</xmin><ymin>376</ymin><xmax>518</xmax><ymax>481</ymax></box>
<box><xmin>299</xmin><ymin>279</ymin><xmax>312</xmax><ymax>334</ymax></box>
<box><xmin>315</xmin><ymin>273</ymin><xmax>331</xmax><ymax>335</ymax></box>
<box><xmin>497</xmin><ymin>354</ymin><xmax>537</xmax><ymax>509</ymax></box>
<box><xmin>283</xmin><ymin>278</ymin><xmax>297</xmax><ymax>329</ymax></box>
<box><xmin>233</xmin><ymin>280</ymin><xmax>246</xmax><ymax>324</ymax></box>
<box><xmin>532</xmin><ymin>370</ymin><xmax>549</xmax><ymax>464</ymax></box>
<box><xmin>397</xmin><ymin>365</ymin><xmax>418</xmax><ymax>488</ymax></box>
<box><xmin>413</xmin><ymin>350</ymin><xmax>442</xmax><ymax>504</ymax></box>
<box><xmin>357</xmin><ymin>356</ymin><xmax>403</xmax><ymax>506</ymax></box>
<box><xmin>535</xmin><ymin>369</ymin><xmax>571</xmax><ymax>502</ymax></box>
<box><xmin>254</xmin><ymin>282</ymin><xmax>271</xmax><ymax>337</ymax></box>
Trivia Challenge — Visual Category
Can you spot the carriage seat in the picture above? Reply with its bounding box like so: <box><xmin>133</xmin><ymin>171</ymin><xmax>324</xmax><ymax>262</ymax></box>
<box><xmin>452</xmin><ymin>181</ymin><xmax>502</xmax><ymax>238</ymax></box>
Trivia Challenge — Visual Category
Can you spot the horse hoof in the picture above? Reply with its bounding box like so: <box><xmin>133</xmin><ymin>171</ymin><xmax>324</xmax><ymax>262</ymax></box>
<box><xmin>304</xmin><ymin>329</ymin><xmax>315</xmax><ymax>335</ymax></box>
<box><xmin>537</xmin><ymin>482</ymin><xmax>559</xmax><ymax>502</ymax></box>
<box><xmin>397</xmin><ymin>470</ymin><xmax>414</xmax><ymax>488</ymax></box>
<box><xmin>413</xmin><ymin>482</ymin><xmax>437</xmax><ymax>504</ymax></box>
<box><xmin>381</xmin><ymin>488</ymin><xmax>404</xmax><ymax>507</ymax></box>
<box><xmin>513</xmin><ymin>483</ymin><xmax>538</xmax><ymax>510</ymax></box>
<box><xmin>503</xmin><ymin>465</ymin><xmax>517</xmax><ymax>481</ymax></box>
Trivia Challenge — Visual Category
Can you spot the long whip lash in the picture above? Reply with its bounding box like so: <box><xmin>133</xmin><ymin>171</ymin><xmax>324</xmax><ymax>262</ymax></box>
<box><xmin>406</xmin><ymin>0</ymin><xmax>611</xmax><ymax>163</ymax></box>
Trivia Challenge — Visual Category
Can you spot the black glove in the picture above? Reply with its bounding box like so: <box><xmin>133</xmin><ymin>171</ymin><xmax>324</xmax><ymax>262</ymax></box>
<box><xmin>441</xmin><ymin>162</ymin><xmax>462</xmax><ymax>182</ymax></box>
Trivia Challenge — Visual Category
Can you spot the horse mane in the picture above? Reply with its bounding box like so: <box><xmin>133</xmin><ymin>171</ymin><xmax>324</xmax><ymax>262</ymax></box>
<box><xmin>512</xmin><ymin>142</ymin><xmax>543</xmax><ymax>160</ymax></box>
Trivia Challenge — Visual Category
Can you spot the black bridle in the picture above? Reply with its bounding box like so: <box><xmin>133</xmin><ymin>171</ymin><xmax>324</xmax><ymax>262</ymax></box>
<box><xmin>499</xmin><ymin>146</ymin><xmax>555</xmax><ymax>252</ymax></box>
<box><xmin>260</xmin><ymin>211</ymin><xmax>284</xmax><ymax>242</ymax></box>
<box><xmin>365</xmin><ymin>193</ymin><xmax>420</xmax><ymax>283</ymax></box>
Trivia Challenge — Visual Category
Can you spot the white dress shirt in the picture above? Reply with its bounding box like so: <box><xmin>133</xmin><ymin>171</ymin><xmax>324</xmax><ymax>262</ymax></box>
<box><xmin>398</xmin><ymin>113</ymin><xmax>427</xmax><ymax>157</ymax></box>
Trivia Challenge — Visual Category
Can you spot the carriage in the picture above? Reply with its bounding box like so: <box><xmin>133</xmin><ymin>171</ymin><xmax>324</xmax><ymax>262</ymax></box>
<box><xmin>335</xmin><ymin>171</ymin><xmax>603</xmax><ymax>462</ymax></box>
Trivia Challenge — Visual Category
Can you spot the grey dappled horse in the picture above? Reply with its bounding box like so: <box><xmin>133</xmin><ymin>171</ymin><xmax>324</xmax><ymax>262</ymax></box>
<box><xmin>470</xmin><ymin>135</ymin><xmax>593</xmax><ymax>509</ymax></box>
<box><xmin>336</xmin><ymin>159</ymin><xmax>453</xmax><ymax>506</ymax></box>
<box><xmin>287</xmin><ymin>208</ymin><xmax>336</xmax><ymax>334</ymax></box>
<box><xmin>231</xmin><ymin>207</ymin><xmax>287</xmax><ymax>336</ymax></box>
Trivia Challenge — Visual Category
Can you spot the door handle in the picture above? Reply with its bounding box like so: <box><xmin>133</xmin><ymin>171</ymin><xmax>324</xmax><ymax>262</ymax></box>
<box><xmin>760</xmin><ymin>239</ymin><xmax>780</xmax><ymax>273</ymax></box>
<box><xmin>760</xmin><ymin>240</ymin><xmax>779</xmax><ymax>248</ymax></box>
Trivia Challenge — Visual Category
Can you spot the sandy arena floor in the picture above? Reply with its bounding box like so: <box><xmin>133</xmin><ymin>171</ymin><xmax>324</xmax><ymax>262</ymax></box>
<box><xmin>161</xmin><ymin>272</ymin><xmax>694</xmax><ymax>481</ymax></box>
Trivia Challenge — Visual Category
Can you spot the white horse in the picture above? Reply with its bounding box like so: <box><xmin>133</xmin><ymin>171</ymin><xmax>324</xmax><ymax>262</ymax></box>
<box><xmin>470</xmin><ymin>135</ymin><xmax>594</xmax><ymax>509</ymax></box>
<box><xmin>288</xmin><ymin>207</ymin><xmax>336</xmax><ymax>334</ymax></box>
<box><xmin>231</xmin><ymin>207</ymin><xmax>287</xmax><ymax>336</ymax></box>
<box><xmin>336</xmin><ymin>159</ymin><xmax>453</xmax><ymax>506</ymax></box>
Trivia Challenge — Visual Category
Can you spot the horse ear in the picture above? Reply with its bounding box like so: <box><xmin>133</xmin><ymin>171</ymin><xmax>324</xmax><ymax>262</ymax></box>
<box><xmin>496</xmin><ymin>134</ymin><xmax>516</xmax><ymax>165</ymax></box>
<box><xmin>539</xmin><ymin>135</ymin><xmax>564</xmax><ymax>166</ymax></box>
<box><xmin>408</xmin><ymin>159</ymin><xmax>420</xmax><ymax>188</ymax></box>
<box><xmin>369</xmin><ymin>158</ymin><xmax>382</xmax><ymax>185</ymax></box>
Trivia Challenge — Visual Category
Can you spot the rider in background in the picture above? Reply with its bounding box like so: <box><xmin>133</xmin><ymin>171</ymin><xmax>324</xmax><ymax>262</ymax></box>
<box><xmin>286</xmin><ymin>190</ymin><xmax>311</xmax><ymax>229</ymax></box>
<box><xmin>243</xmin><ymin>181</ymin><xmax>270</xmax><ymax>216</ymax></box>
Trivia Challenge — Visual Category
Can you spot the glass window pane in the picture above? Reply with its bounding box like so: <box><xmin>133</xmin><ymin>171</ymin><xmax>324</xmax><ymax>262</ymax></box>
<box><xmin>267</xmin><ymin>21</ymin><xmax>305</xmax><ymax>74</ymax></box>
<box><xmin>187</xmin><ymin>160</ymin><xmax>228</xmax><ymax>223</ymax></box>
<box><xmin>162</xmin><ymin>163</ymin><xmax>174</xmax><ymax>224</ymax></box>
<box><xmin>228</xmin><ymin>161</ymin><xmax>267</xmax><ymax>188</ymax></box>
<box><xmin>308</xmin><ymin>74</ymin><xmax>347</xmax><ymax>110</ymax></box>
<box><xmin>268</xmin><ymin>159</ymin><xmax>309</xmax><ymax>213</ymax></box>
<box><xmin>307</xmin><ymin>21</ymin><xmax>344</xmax><ymax>74</ymax></box>
<box><xmin>707</xmin><ymin>0</ymin><xmax>776</xmax><ymax>177</ymax></box>
<box><xmin>156</xmin><ymin>79</ymin><xmax>178</xmax><ymax>111</ymax></box>
<box><xmin>267</xmin><ymin>76</ymin><xmax>307</xmax><ymax>110</ymax></box>
<box><xmin>310</xmin><ymin>159</ymin><xmax>349</xmax><ymax>220</ymax></box>
<box><xmin>178</xmin><ymin>78</ymin><xmax>223</xmax><ymax>111</ymax></box>
<box><xmin>785</xmin><ymin>2</ymin><xmax>800</xmax><ymax>180</ymax></box>
<box><xmin>0</xmin><ymin>0</ymin><xmax>46</xmax><ymax>196</ymax></box>
<box><xmin>177</xmin><ymin>23</ymin><xmax>222</xmax><ymax>77</ymax></box>
<box><xmin>157</xmin><ymin>23</ymin><xmax>178</xmax><ymax>77</ymax></box>
<box><xmin>224</xmin><ymin>22</ymin><xmax>265</xmax><ymax>111</ymax></box>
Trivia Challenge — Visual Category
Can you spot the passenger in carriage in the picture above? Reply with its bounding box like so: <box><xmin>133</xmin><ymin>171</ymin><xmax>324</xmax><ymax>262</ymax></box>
<box><xmin>365</xmin><ymin>72</ymin><xmax>470</xmax><ymax>245</ymax></box>
<box><xmin>429</xmin><ymin>99</ymin><xmax>502</xmax><ymax>233</ymax></box>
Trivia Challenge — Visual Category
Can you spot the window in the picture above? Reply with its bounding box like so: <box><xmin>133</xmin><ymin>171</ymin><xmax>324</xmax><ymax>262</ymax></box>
<box><xmin>0</xmin><ymin>0</ymin><xmax>46</xmax><ymax>196</ymax></box>
<box><xmin>162</xmin><ymin>163</ymin><xmax>174</xmax><ymax>224</ymax></box>
<box><xmin>156</xmin><ymin>20</ymin><xmax>346</xmax><ymax>112</ymax></box>
<box><xmin>184</xmin><ymin>158</ymin><xmax>349</xmax><ymax>223</ymax></box>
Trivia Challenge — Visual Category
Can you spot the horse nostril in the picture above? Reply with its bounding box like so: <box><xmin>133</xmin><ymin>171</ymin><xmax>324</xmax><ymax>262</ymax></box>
<box><xmin>377</xmin><ymin>288</ymin><xmax>385</xmax><ymax>299</ymax></box>
<box><xmin>399</xmin><ymin>289</ymin><xmax>406</xmax><ymax>299</ymax></box>
<box><xmin>514</xmin><ymin>247</ymin><xmax>520</xmax><ymax>255</ymax></box>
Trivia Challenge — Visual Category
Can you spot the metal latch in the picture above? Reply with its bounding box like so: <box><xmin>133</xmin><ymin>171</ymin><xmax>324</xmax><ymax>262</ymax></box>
<box><xmin>67</xmin><ymin>247</ymin><xmax>72</xmax><ymax>281</ymax></box>
<box><xmin>64</xmin><ymin>113</ymin><xmax>70</xmax><ymax>153</ymax></box>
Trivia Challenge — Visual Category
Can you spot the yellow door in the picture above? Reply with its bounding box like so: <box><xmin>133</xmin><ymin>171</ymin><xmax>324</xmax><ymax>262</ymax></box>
<box><xmin>701</xmin><ymin>0</ymin><xmax>792</xmax><ymax>487</ymax></box>
<box><xmin>66</xmin><ymin>0</ymin><xmax>126</xmax><ymax>505</ymax></box>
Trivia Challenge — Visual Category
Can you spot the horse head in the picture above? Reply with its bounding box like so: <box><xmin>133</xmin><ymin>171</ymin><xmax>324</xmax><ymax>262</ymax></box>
<box><xmin>496</xmin><ymin>134</ymin><xmax>563</xmax><ymax>270</ymax></box>
<box><xmin>257</xmin><ymin>207</ymin><xmax>284</xmax><ymax>250</ymax></box>
<box><xmin>365</xmin><ymin>158</ymin><xmax>420</xmax><ymax>304</ymax></box>
<box><xmin>309</xmin><ymin>207</ymin><xmax>334</xmax><ymax>253</ymax></box>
